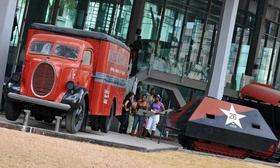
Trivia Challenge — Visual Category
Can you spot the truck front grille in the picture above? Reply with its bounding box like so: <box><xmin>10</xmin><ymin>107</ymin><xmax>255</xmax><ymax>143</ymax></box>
<box><xmin>32</xmin><ymin>63</ymin><xmax>55</xmax><ymax>97</ymax></box>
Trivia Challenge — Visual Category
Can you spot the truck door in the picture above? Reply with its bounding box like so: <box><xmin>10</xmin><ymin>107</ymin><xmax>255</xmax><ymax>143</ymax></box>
<box><xmin>78</xmin><ymin>49</ymin><xmax>93</xmax><ymax>89</ymax></box>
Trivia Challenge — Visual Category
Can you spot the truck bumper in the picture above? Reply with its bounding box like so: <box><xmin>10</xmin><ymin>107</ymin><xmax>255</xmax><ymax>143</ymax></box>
<box><xmin>8</xmin><ymin>93</ymin><xmax>71</xmax><ymax>111</ymax></box>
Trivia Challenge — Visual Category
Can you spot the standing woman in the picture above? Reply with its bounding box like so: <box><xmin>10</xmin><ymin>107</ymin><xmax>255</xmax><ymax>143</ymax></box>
<box><xmin>130</xmin><ymin>94</ymin><xmax>149</xmax><ymax>136</ymax></box>
<box><xmin>144</xmin><ymin>94</ymin><xmax>165</xmax><ymax>139</ymax></box>
<box><xmin>119</xmin><ymin>92</ymin><xmax>134</xmax><ymax>134</ymax></box>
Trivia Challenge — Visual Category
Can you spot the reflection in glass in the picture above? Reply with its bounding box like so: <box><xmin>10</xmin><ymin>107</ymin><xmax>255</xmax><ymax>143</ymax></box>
<box><xmin>84</xmin><ymin>0</ymin><xmax>133</xmax><ymax>42</ymax></box>
<box><xmin>56</xmin><ymin>0</ymin><xmax>78</xmax><ymax>28</ymax></box>
<box><xmin>255</xmin><ymin>36</ymin><xmax>274</xmax><ymax>84</ymax></box>
<box><xmin>156</xmin><ymin>5</ymin><xmax>184</xmax><ymax>75</ymax></box>
<box><xmin>30</xmin><ymin>41</ymin><xmax>53</xmax><ymax>55</ymax></box>
<box><xmin>138</xmin><ymin>0</ymin><xmax>222</xmax><ymax>81</ymax></box>
<box><xmin>268</xmin><ymin>40</ymin><xmax>280</xmax><ymax>85</ymax></box>
<box><xmin>138</xmin><ymin>1</ymin><xmax>163</xmax><ymax>70</ymax></box>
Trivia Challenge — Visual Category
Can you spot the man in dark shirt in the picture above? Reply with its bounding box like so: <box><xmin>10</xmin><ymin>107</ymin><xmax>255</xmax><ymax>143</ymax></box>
<box><xmin>130</xmin><ymin>35</ymin><xmax>142</xmax><ymax>76</ymax></box>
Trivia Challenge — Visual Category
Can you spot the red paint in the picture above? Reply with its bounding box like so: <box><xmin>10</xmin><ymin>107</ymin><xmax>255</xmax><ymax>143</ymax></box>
<box><xmin>193</xmin><ymin>141</ymin><xmax>249</xmax><ymax>159</ymax></box>
<box><xmin>189</xmin><ymin>97</ymin><xmax>255</xmax><ymax>121</ymax></box>
<box><xmin>240</xmin><ymin>82</ymin><xmax>280</xmax><ymax>106</ymax></box>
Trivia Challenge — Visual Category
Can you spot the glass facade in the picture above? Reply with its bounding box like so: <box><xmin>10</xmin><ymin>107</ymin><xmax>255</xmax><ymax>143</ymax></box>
<box><xmin>138</xmin><ymin>0</ymin><xmax>222</xmax><ymax>82</ymax></box>
<box><xmin>10</xmin><ymin>0</ymin><xmax>28</xmax><ymax>47</ymax></box>
<box><xmin>84</xmin><ymin>0</ymin><xmax>134</xmax><ymax>42</ymax></box>
<box><xmin>7</xmin><ymin>0</ymin><xmax>280</xmax><ymax>94</ymax></box>
<box><xmin>55</xmin><ymin>0</ymin><xmax>78</xmax><ymax>28</ymax></box>
<box><xmin>227</xmin><ymin>10</ymin><xmax>255</xmax><ymax>90</ymax></box>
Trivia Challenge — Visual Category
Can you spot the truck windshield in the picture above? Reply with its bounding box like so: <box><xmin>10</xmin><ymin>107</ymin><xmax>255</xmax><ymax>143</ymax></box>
<box><xmin>30</xmin><ymin>41</ymin><xmax>79</xmax><ymax>59</ymax></box>
<box><xmin>30</xmin><ymin>41</ymin><xmax>53</xmax><ymax>55</ymax></box>
<box><xmin>54</xmin><ymin>44</ymin><xmax>79</xmax><ymax>59</ymax></box>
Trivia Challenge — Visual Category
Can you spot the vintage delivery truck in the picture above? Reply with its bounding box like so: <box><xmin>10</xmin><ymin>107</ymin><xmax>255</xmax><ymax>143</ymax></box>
<box><xmin>4</xmin><ymin>23</ymin><xmax>130</xmax><ymax>133</ymax></box>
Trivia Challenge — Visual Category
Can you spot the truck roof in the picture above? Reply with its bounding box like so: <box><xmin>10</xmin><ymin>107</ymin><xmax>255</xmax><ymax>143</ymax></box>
<box><xmin>31</xmin><ymin>23</ymin><xmax>130</xmax><ymax>51</ymax></box>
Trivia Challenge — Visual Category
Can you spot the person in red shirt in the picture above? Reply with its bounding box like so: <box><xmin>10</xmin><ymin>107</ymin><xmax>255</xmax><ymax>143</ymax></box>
<box><xmin>130</xmin><ymin>94</ymin><xmax>149</xmax><ymax>137</ymax></box>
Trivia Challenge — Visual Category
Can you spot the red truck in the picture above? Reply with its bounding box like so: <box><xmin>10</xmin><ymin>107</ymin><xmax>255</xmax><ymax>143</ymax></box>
<box><xmin>4</xmin><ymin>23</ymin><xmax>130</xmax><ymax>133</ymax></box>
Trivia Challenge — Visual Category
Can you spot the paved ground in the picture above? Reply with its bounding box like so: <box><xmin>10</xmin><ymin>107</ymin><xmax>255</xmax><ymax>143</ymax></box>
<box><xmin>0</xmin><ymin>112</ymin><xmax>279</xmax><ymax>167</ymax></box>
<box><xmin>0</xmin><ymin>127</ymin><xmax>276</xmax><ymax>168</ymax></box>
<box><xmin>0</xmin><ymin>113</ymin><xmax>179</xmax><ymax>152</ymax></box>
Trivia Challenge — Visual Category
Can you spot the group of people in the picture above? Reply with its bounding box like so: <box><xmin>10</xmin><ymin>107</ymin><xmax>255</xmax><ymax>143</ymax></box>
<box><xmin>118</xmin><ymin>88</ymin><xmax>165</xmax><ymax>140</ymax></box>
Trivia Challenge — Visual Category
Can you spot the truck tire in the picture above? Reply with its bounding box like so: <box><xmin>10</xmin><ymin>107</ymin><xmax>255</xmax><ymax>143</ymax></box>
<box><xmin>33</xmin><ymin>113</ymin><xmax>43</xmax><ymax>121</ymax></box>
<box><xmin>66</xmin><ymin>99</ymin><xmax>85</xmax><ymax>133</ymax></box>
<box><xmin>4</xmin><ymin>99</ymin><xmax>21</xmax><ymax>121</ymax></box>
<box><xmin>91</xmin><ymin>116</ymin><xmax>100</xmax><ymax>131</ymax></box>
<box><xmin>32</xmin><ymin>107</ymin><xmax>43</xmax><ymax>121</ymax></box>
<box><xmin>80</xmin><ymin>112</ymin><xmax>88</xmax><ymax>132</ymax></box>
<box><xmin>0</xmin><ymin>94</ymin><xmax>4</xmax><ymax>111</ymax></box>
<box><xmin>100</xmin><ymin>103</ymin><xmax>115</xmax><ymax>133</ymax></box>
<box><xmin>43</xmin><ymin>116</ymin><xmax>55</xmax><ymax>123</ymax></box>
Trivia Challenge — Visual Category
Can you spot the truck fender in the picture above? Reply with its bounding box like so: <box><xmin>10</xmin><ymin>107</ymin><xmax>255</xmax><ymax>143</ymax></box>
<box><xmin>61</xmin><ymin>87</ymin><xmax>88</xmax><ymax>110</ymax></box>
<box><xmin>4</xmin><ymin>72</ymin><xmax>21</xmax><ymax>99</ymax></box>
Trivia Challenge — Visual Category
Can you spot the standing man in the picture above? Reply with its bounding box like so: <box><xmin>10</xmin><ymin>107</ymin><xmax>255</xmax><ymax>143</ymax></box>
<box><xmin>129</xmin><ymin>28</ymin><xmax>142</xmax><ymax>77</ymax></box>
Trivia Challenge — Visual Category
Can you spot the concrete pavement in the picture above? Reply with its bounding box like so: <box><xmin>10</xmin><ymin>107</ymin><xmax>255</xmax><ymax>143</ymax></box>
<box><xmin>0</xmin><ymin>112</ymin><xmax>179</xmax><ymax>152</ymax></box>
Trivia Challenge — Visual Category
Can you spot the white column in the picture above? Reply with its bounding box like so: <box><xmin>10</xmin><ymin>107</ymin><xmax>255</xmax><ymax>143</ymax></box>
<box><xmin>207</xmin><ymin>0</ymin><xmax>239</xmax><ymax>100</ymax></box>
<box><xmin>0</xmin><ymin>0</ymin><xmax>17</xmax><ymax>104</ymax></box>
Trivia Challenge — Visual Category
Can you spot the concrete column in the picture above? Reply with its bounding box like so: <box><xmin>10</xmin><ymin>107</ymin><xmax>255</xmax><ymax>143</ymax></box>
<box><xmin>126</xmin><ymin>0</ymin><xmax>145</xmax><ymax>45</ymax></box>
<box><xmin>207</xmin><ymin>0</ymin><xmax>239</xmax><ymax>100</ymax></box>
<box><xmin>0</xmin><ymin>0</ymin><xmax>17</xmax><ymax>105</ymax></box>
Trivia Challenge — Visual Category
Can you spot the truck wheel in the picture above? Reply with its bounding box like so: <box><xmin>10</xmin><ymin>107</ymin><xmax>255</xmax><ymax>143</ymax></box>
<box><xmin>91</xmin><ymin>116</ymin><xmax>99</xmax><ymax>131</ymax></box>
<box><xmin>32</xmin><ymin>107</ymin><xmax>43</xmax><ymax>121</ymax></box>
<box><xmin>33</xmin><ymin>113</ymin><xmax>43</xmax><ymax>121</ymax></box>
<box><xmin>0</xmin><ymin>94</ymin><xmax>4</xmax><ymax>111</ymax></box>
<box><xmin>43</xmin><ymin>116</ymin><xmax>55</xmax><ymax>123</ymax></box>
<box><xmin>100</xmin><ymin>103</ymin><xmax>115</xmax><ymax>133</ymax></box>
<box><xmin>66</xmin><ymin>99</ymin><xmax>85</xmax><ymax>133</ymax></box>
<box><xmin>4</xmin><ymin>99</ymin><xmax>21</xmax><ymax>121</ymax></box>
<box><xmin>80</xmin><ymin>112</ymin><xmax>88</xmax><ymax>132</ymax></box>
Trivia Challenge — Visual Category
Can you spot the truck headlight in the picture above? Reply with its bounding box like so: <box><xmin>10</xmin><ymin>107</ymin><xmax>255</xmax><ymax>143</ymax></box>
<box><xmin>66</xmin><ymin>81</ymin><xmax>75</xmax><ymax>90</ymax></box>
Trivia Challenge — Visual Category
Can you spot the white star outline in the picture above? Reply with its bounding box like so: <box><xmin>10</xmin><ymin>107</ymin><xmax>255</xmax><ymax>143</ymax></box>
<box><xmin>220</xmin><ymin>104</ymin><xmax>246</xmax><ymax>129</ymax></box>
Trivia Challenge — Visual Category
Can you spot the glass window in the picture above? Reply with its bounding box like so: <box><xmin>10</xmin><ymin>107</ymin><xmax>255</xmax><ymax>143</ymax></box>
<box><xmin>138</xmin><ymin>1</ymin><xmax>164</xmax><ymax>70</ymax></box>
<box><xmin>54</xmin><ymin>44</ymin><xmax>79</xmax><ymax>59</ymax></box>
<box><xmin>266</xmin><ymin>6</ymin><xmax>279</xmax><ymax>23</ymax></box>
<box><xmin>138</xmin><ymin>0</ymin><xmax>223</xmax><ymax>81</ymax></box>
<box><xmin>265</xmin><ymin>21</ymin><xmax>278</xmax><ymax>37</ymax></box>
<box><xmin>189</xmin><ymin>0</ymin><xmax>208</xmax><ymax>11</ymax></box>
<box><xmin>83</xmin><ymin>50</ymin><xmax>92</xmax><ymax>65</ymax></box>
<box><xmin>10</xmin><ymin>0</ymin><xmax>28</xmax><ymax>46</ymax></box>
<box><xmin>30</xmin><ymin>41</ymin><xmax>53</xmax><ymax>55</ymax></box>
<box><xmin>268</xmin><ymin>40</ymin><xmax>280</xmax><ymax>85</ymax></box>
<box><xmin>111</xmin><ymin>0</ymin><xmax>134</xmax><ymax>41</ymax></box>
<box><xmin>231</xmin><ymin>28</ymin><xmax>252</xmax><ymax>90</ymax></box>
<box><xmin>255</xmin><ymin>36</ymin><xmax>275</xmax><ymax>83</ymax></box>
<box><xmin>248</xmin><ymin>0</ymin><xmax>258</xmax><ymax>14</ymax></box>
<box><xmin>227</xmin><ymin>26</ymin><xmax>243</xmax><ymax>87</ymax></box>
<box><xmin>56</xmin><ymin>0</ymin><xmax>78</xmax><ymax>28</ymax></box>
<box><xmin>157</xmin><ymin>5</ymin><xmax>184</xmax><ymax>75</ymax></box>
<box><xmin>141</xmin><ymin>2</ymin><xmax>162</xmax><ymax>40</ymax></box>
<box><xmin>84</xmin><ymin>0</ymin><xmax>133</xmax><ymax>42</ymax></box>
<box><xmin>274</xmin><ymin>57</ymin><xmax>280</xmax><ymax>90</ymax></box>
<box><xmin>226</xmin><ymin>10</ymin><xmax>256</xmax><ymax>90</ymax></box>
